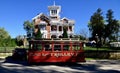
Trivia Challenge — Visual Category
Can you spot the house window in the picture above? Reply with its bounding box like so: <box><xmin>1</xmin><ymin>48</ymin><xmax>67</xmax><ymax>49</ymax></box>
<box><xmin>51</xmin><ymin>17</ymin><xmax>57</xmax><ymax>19</ymax></box>
<box><xmin>39</xmin><ymin>25</ymin><xmax>46</xmax><ymax>30</ymax></box>
<box><xmin>51</xmin><ymin>25</ymin><xmax>57</xmax><ymax>31</ymax></box>
<box><xmin>51</xmin><ymin>10</ymin><xmax>57</xmax><ymax>15</ymax></box>
<box><xmin>59</xmin><ymin>26</ymin><xmax>62</xmax><ymax>31</ymax></box>
<box><xmin>51</xmin><ymin>35</ymin><xmax>57</xmax><ymax>38</ymax></box>
<box><xmin>69</xmin><ymin>26</ymin><xmax>72</xmax><ymax>31</ymax></box>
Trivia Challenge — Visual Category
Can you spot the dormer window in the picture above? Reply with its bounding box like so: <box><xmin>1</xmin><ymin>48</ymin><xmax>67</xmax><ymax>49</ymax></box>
<box><xmin>51</xmin><ymin>10</ymin><xmax>57</xmax><ymax>15</ymax></box>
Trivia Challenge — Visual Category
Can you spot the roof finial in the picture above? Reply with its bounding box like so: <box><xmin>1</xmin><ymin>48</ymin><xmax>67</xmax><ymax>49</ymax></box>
<box><xmin>53</xmin><ymin>1</ymin><xmax>56</xmax><ymax>6</ymax></box>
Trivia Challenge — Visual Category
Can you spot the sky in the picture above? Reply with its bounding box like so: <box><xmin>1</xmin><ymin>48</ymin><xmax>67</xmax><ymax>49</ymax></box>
<box><xmin>0</xmin><ymin>0</ymin><xmax>120</xmax><ymax>38</ymax></box>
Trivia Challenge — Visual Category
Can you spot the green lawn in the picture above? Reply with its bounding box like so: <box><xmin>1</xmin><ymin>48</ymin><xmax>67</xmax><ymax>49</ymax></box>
<box><xmin>83</xmin><ymin>46</ymin><xmax>111</xmax><ymax>51</ymax></box>
<box><xmin>0</xmin><ymin>47</ymin><xmax>15</xmax><ymax>53</ymax></box>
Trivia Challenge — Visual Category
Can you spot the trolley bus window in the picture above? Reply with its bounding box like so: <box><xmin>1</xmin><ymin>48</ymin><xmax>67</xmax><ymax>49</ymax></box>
<box><xmin>37</xmin><ymin>44</ymin><xmax>42</xmax><ymax>50</ymax></box>
<box><xmin>63</xmin><ymin>45</ymin><xmax>69</xmax><ymax>51</ymax></box>
<box><xmin>54</xmin><ymin>44</ymin><xmax>61</xmax><ymax>51</ymax></box>
<box><xmin>30</xmin><ymin>43</ymin><xmax>42</xmax><ymax>51</ymax></box>
<box><xmin>44</xmin><ymin>44</ymin><xmax>52</xmax><ymax>51</ymax></box>
<box><xmin>72</xmin><ymin>44</ymin><xmax>80</xmax><ymax>51</ymax></box>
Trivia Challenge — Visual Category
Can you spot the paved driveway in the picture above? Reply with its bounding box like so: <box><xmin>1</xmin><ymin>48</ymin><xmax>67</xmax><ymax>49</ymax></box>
<box><xmin>0</xmin><ymin>59</ymin><xmax>120</xmax><ymax>73</ymax></box>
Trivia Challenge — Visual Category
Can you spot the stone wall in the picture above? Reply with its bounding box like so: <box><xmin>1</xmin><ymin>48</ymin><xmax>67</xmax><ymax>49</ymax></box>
<box><xmin>109</xmin><ymin>52</ymin><xmax>120</xmax><ymax>59</ymax></box>
<box><xmin>85</xmin><ymin>50</ymin><xmax>120</xmax><ymax>59</ymax></box>
<box><xmin>0</xmin><ymin>51</ymin><xmax>120</xmax><ymax>59</ymax></box>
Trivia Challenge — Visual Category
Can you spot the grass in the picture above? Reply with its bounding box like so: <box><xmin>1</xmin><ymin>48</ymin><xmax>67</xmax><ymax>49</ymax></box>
<box><xmin>0</xmin><ymin>47</ymin><xmax>15</xmax><ymax>53</ymax></box>
<box><xmin>85</xmin><ymin>58</ymin><xmax>107</xmax><ymax>60</ymax></box>
<box><xmin>85</xmin><ymin>58</ymin><xmax>95</xmax><ymax>60</ymax></box>
<box><xmin>83</xmin><ymin>46</ymin><xmax>111</xmax><ymax>51</ymax></box>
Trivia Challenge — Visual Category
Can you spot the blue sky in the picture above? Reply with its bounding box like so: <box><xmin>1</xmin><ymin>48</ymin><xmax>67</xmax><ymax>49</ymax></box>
<box><xmin>0</xmin><ymin>0</ymin><xmax>120</xmax><ymax>38</ymax></box>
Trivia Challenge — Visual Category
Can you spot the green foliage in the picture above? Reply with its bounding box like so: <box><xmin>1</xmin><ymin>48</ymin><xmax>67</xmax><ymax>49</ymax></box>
<box><xmin>2</xmin><ymin>37</ymin><xmax>16</xmax><ymax>47</ymax></box>
<box><xmin>88</xmin><ymin>8</ymin><xmax>105</xmax><ymax>40</ymax></box>
<box><xmin>0</xmin><ymin>27</ymin><xmax>10</xmax><ymax>39</ymax></box>
<box><xmin>10</xmin><ymin>39</ymin><xmax>17</xmax><ymax>46</ymax></box>
<box><xmin>23</xmin><ymin>20</ymin><xmax>34</xmax><ymax>39</ymax></box>
<box><xmin>62</xmin><ymin>27</ymin><xmax>68</xmax><ymax>38</ymax></box>
<box><xmin>0</xmin><ymin>27</ymin><xmax>17</xmax><ymax>47</ymax></box>
<box><xmin>88</xmin><ymin>8</ymin><xmax>120</xmax><ymax>45</ymax></box>
<box><xmin>15</xmin><ymin>35</ymin><xmax>24</xmax><ymax>46</ymax></box>
<box><xmin>104</xmin><ymin>9</ymin><xmax>120</xmax><ymax>41</ymax></box>
<box><xmin>34</xmin><ymin>28</ymin><xmax>42</xmax><ymax>39</ymax></box>
<box><xmin>79</xmin><ymin>35</ymin><xmax>86</xmax><ymax>40</ymax></box>
<box><xmin>0</xmin><ymin>47</ymin><xmax>15</xmax><ymax>53</ymax></box>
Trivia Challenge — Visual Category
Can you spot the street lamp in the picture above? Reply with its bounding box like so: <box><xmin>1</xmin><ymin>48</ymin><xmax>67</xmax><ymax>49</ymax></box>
<box><xmin>95</xmin><ymin>34</ymin><xmax>99</xmax><ymax>50</ymax></box>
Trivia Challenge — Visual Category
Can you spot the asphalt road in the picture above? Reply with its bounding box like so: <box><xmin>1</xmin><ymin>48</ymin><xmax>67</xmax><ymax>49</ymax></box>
<box><xmin>0</xmin><ymin>59</ymin><xmax>120</xmax><ymax>73</ymax></box>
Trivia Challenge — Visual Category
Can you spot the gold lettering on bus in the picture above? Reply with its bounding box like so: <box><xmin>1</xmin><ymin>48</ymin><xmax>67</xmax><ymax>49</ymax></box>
<box><xmin>42</xmin><ymin>53</ymin><xmax>48</xmax><ymax>56</ymax></box>
<box><xmin>30</xmin><ymin>52</ymin><xmax>78</xmax><ymax>57</ymax></box>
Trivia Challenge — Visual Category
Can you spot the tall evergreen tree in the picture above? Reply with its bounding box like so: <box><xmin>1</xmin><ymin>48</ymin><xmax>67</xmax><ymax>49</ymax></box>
<box><xmin>88</xmin><ymin>8</ymin><xmax>120</xmax><ymax>44</ymax></box>
<box><xmin>62</xmin><ymin>26</ymin><xmax>68</xmax><ymax>38</ymax></box>
<box><xmin>88</xmin><ymin>8</ymin><xmax>105</xmax><ymax>44</ymax></box>
<box><xmin>105</xmin><ymin>9</ymin><xmax>120</xmax><ymax>41</ymax></box>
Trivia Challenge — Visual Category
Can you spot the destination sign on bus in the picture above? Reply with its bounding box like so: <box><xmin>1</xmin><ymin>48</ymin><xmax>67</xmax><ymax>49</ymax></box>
<box><xmin>30</xmin><ymin>52</ymin><xmax>78</xmax><ymax>57</ymax></box>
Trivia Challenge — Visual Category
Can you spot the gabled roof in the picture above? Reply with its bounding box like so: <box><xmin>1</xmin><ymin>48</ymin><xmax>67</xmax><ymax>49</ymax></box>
<box><xmin>32</xmin><ymin>13</ymin><xmax>50</xmax><ymax>23</ymax></box>
<box><xmin>61</xmin><ymin>17</ymin><xmax>69</xmax><ymax>20</ymax></box>
<box><xmin>32</xmin><ymin>13</ymin><xmax>49</xmax><ymax>20</ymax></box>
<box><xmin>61</xmin><ymin>17</ymin><xmax>75</xmax><ymax>25</ymax></box>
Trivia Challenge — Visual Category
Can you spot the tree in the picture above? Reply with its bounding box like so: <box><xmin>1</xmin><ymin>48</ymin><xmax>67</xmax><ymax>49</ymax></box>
<box><xmin>117</xmin><ymin>21</ymin><xmax>120</xmax><ymax>41</ymax></box>
<box><xmin>15</xmin><ymin>35</ymin><xmax>24</xmax><ymax>46</ymax></box>
<box><xmin>104</xmin><ymin>9</ymin><xmax>120</xmax><ymax>42</ymax></box>
<box><xmin>88</xmin><ymin>8</ymin><xmax>120</xmax><ymax>46</ymax></box>
<box><xmin>0</xmin><ymin>27</ymin><xmax>10</xmax><ymax>39</ymax></box>
<box><xmin>62</xmin><ymin>26</ymin><xmax>68</xmax><ymax>38</ymax></box>
<box><xmin>0</xmin><ymin>27</ymin><xmax>16</xmax><ymax>47</ymax></box>
<box><xmin>88</xmin><ymin>8</ymin><xmax>105</xmax><ymax>45</ymax></box>
<box><xmin>10</xmin><ymin>38</ymin><xmax>17</xmax><ymax>47</ymax></box>
<box><xmin>23</xmin><ymin>20</ymin><xmax>34</xmax><ymax>39</ymax></box>
<box><xmin>79</xmin><ymin>28</ymin><xmax>88</xmax><ymax>40</ymax></box>
<box><xmin>34</xmin><ymin>28</ymin><xmax>42</xmax><ymax>39</ymax></box>
<box><xmin>0</xmin><ymin>27</ymin><xmax>10</xmax><ymax>47</ymax></box>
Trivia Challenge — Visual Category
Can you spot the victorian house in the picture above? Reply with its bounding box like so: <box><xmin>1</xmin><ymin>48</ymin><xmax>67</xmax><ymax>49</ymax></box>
<box><xmin>32</xmin><ymin>3</ymin><xmax>75</xmax><ymax>38</ymax></box>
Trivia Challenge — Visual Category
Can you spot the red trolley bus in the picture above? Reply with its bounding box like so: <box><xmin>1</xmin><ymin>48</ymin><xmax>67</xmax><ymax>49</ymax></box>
<box><xmin>28</xmin><ymin>38</ymin><xmax>86</xmax><ymax>63</ymax></box>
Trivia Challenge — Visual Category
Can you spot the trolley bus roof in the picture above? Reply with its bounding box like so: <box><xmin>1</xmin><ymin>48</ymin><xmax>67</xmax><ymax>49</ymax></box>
<box><xmin>29</xmin><ymin>38</ymin><xmax>82</xmax><ymax>43</ymax></box>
